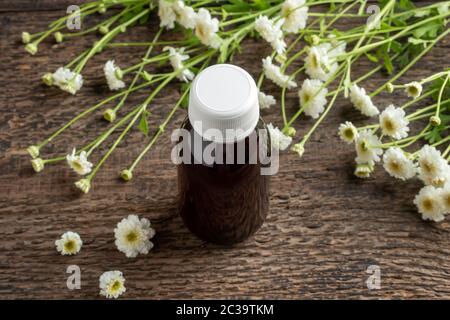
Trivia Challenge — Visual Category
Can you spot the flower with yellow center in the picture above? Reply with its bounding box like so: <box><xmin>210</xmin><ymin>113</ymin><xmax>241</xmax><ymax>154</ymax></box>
<box><xmin>379</xmin><ymin>105</ymin><xmax>409</xmax><ymax>139</ymax></box>
<box><xmin>99</xmin><ymin>271</ymin><xmax>126</xmax><ymax>299</ymax></box>
<box><xmin>417</xmin><ymin>145</ymin><xmax>450</xmax><ymax>187</ymax></box>
<box><xmin>338</xmin><ymin>121</ymin><xmax>358</xmax><ymax>144</ymax></box>
<box><xmin>67</xmin><ymin>148</ymin><xmax>93</xmax><ymax>175</ymax></box>
<box><xmin>55</xmin><ymin>231</ymin><xmax>82</xmax><ymax>255</ymax></box>
<box><xmin>114</xmin><ymin>215</ymin><xmax>155</xmax><ymax>258</ymax></box>
<box><xmin>439</xmin><ymin>183</ymin><xmax>450</xmax><ymax>214</ymax></box>
<box><xmin>382</xmin><ymin>148</ymin><xmax>417</xmax><ymax>180</ymax></box>
<box><xmin>404</xmin><ymin>81</ymin><xmax>422</xmax><ymax>99</ymax></box>
<box><xmin>354</xmin><ymin>129</ymin><xmax>382</xmax><ymax>166</ymax></box>
<box><xmin>414</xmin><ymin>185</ymin><xmax>445</xmax><ymax>222</ymax></box>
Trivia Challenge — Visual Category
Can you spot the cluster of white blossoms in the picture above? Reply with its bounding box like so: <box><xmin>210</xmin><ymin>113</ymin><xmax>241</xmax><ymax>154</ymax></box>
<box><xmin>262</xmin><ymin>56</ymin><xmax>297</xmax><ymax>89</ymax></box>
<box><xmin>255</xmin><ymin>16</ymin><xmax>286</xmax><ymax>55</ymax></box>
<box><xmin>158</xmin><ymin>1</ymin><xmax>221</xmax><ymax>49</ymax></box>
<box><xmin>103</xmin><ymin>60</ymin><xmax>125</xmax><ymax>91</ymax></box>
<box><xmin>99</xmin><ymin>271</ymin><xmax>126</xmax><ymax>299</ymax></box>
<box><xmin>163</xmin><ymin>46</ymin><xmax>195</xmax><ymax>82</ymax></box>
<box><xmin>114</xmin><ymin>214</ymin><xmax>155</xmax><ymax>258</ymax></box>
<box><xmin>51</xmin><ymin>67</ymin><xmax>84</xmax><ymax>95</ymax></box>
<box><xmin>66</xmin><ymin>148</ymin><xmax>93</xmax><ymax>176</ymax></box>
<box><xmin>267</xmin><ymin>123</ymin><xmax>292</xmax><ymax>151</ymax></box>
<box><xmin>55</xmin><ymin>231</ymin><xmax>83</xmax><ymax>255</ymax></box>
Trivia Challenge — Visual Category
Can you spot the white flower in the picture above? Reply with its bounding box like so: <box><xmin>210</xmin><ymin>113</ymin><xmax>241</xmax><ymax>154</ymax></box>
<box><xmin>255</xmin><ymin>15</ymin><xmax>286</xmax><ymax>55</ymax></box>
<box><xmin>104</xmin><ymin>60</ymin><xmax>125</xmax><ymax>91</ymax></box>
<box><xmin>173</xmin><ymin>1</ymin><xmax>196</xmax><ymax>29</ymax></box>
<box><xmin>55</xmin><ymin>231</ymin><xmax>82</xmax><ymax>255</ymax></box>
<box><xmin>439</xmin><ymin>183</ymin><xmax>450</xmax><ymax>214</ymax></box>
<box><xmin>163</xmin><ymin>46</ymin><xmax>194</xmax><ymax>82</ymax></box>
<box><xmin>281</xmin><ymin>0</ymin><xmax>309</xmax><ymax>33</ymax></box>
<box><xmin>339</xmin><ymin>121</ymin><xmax>358</xmax><ymax>144</ymax></box>
<box><xmin>354</xmin><ymin>163</ymin><xmax>373</xmax><ymax>179</ymax></box>
<box><xmin>304</xmin><ymin>42</ymin><xmax>344</xmax><ymax>81</ymax></box>
<box><xmin>262</xmin><ymin>56</ymin><xmax>297</xmax><ymax>89</ymax></box>
<box><xmin>114</xmin><ymin>215</ymin><xmax>155</xmax><ymax>258</ymax></box>
<box><xmin>66</xmin><ymin>148</ymin><xmax>93</xmax><ymax>175</ymax></box>
<box><xmin>404</xmin><ymin>81</ymin><xmax>422</xmax><ymax>99</ymax></box>
<box><xmin>158</xmin><ymin>0</ymin><xmax>176</xmax><ymax>29</ymax></box>
<box><xmin>258</xmin><ymin>91</ymin><xmax>276</xmax><ymax>109</ymax></box>
<box><xmin>99</xmin><ymin>271</ymin><xmax>126</xmax><ymax>299</ymax></box>
<box><xmin>382</xmin><ymin>148</ymin><xmax>417</xmax><ymax>180</ymax></box>
<box><xmin>267</xmin><ymin>123</ymin><xmax>292</xmax><ymax>151</ymax></box>
<box><xmin>298</xmin><ymin>79</ymin><xmax>328</xmax><ymax>119</ymax></box>
<box><xmin>195</xmin><ymin>8</ymin><xmax>221</xmax><ymax>49</ymax></box>
<box><xmin>417</xmin><ymin>145</ymin><xmax>450</xmax><ymax>187</ymax></box>
<box><xmin>355</xmin><ymin>129</ymin><xmax>383</xmax><ymax>165</ymax></box>
<box><xmin>52</xmin><ymin>67</ymin><xmax>83</xmax><ymax>95</ymax></box>
<box><xmin>414</xmin><ymin>186</ymin><xmax>445</xmax><ymax>222</ymax></box>
<box><xmin>349</xmin><ymin>84</ymin><xmax>379</xmax><ymax>117</ymax></box>
<box><xmin>379</xmin><ymin>105</ymin><xmax>409</xmax><ymax>139</ymax></box>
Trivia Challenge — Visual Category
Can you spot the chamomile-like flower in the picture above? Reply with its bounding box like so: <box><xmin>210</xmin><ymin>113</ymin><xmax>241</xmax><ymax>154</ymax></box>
<box><xmin>195</xmin><ymin>8</ymin><xmax>221</xmax><ymax>49</ymax></box>
<box><xmin>163</xmin><ymin>46</ymin><xmax>194</xmax><ymax>82</ymax></box>
<box><xmin>349</xmin><ymin>84</ymin><xmax>379</xmax><ymax>117</ymax></box>
<box><xmin>382</xmin><ymin>148</ymin><xmax>417</xmax><ymax>180</ymax></box>
<box><xmin>52</xmin><ymin>67</ymin><xmax>83</xmax><ymax>95</ymax></box>
<box><xmin>304</xmin><ymin>42</ymin><xmax>344</xmax><ymax>82</ymax></box>
<box><xmin>298</xmin><ymin>79</ymin><xmax>328</xmax><ymax>119</ymax></box>
<box><xmin>55</xmin><ymin>231</ymin><xmax>82</xmax><ymax>255</ymax></box>
<box><xmin>417</xmin><ymin>145</ymin><xmax>450</xmax><ymax>187</ymax></box>
<box><xmin>99</xmin><ymin>271</ymin><xmax>126</xmax><ymax>299</ymax></box>
<box><xmin>114</xmin><ymin>215</ymin><xmax>155</xmax><ymax>258</ymax></box>
<box><xmin>414</xmin><ymin>185</ymin><xmax>445</xmax><ymax>222</ymax></box>
<box><xmin>404</xmin><ymin>81</ymin><xmax>422</xmax><ymax>99</ymax></box>
<box><xmin>173</xmin><ymin>1</ymin><xmax>196</xmax><ymax>29</ymax></box>
<box><xmin>281</xmin><ymin>0</ymin><xmax>309</xmax><ymax>33</ymax></box>
<box><xmin>267</xmin><ymin>123</ymin><xmax>292</xmax><ymax>151</ymax></box>
<box><xmin>355</xmin><ymin>129</ymin><xmax>383</xmax><ymax>165</ymax></box>
<box><xmin>255</xmin><ymin>15</ymin><xmax>286</xmax><ymax>55</ymax></box>
<box><xmin>258</xmin><ymin>91</ymin><xmax>276</xmax><ymax>109</ymax></box>
<box><xmin>338</xmin><ymin>121</ymin><xmax>358</xmax><ymax>144</ymax></box>
<box><xmin>158</xmin><ymin>0</ymin><xmax>177</xmax><ymax>29</ymax></box>
<box><xmin>379</xmin><ymin>105</ymin><xmax>409</xmax><ymax>139</ymax></box>
<box><xmin>262</xmin><ymin>56</ymin><xmax>297</xmax><ymax>89</ymax></box>
<box><xmin>66</xmin><ymin>148</ymin><xmax>93</xmax><ymax>175</ymax></box>
<box><xmin>354</xmin><ymin>163</ymin><xmax>374</xmax><ymax>179</ymax></box>
<box><xmin>104</xmin><ymin>60</ymin><xmax>125</xmax><ymax>91</ymax></box>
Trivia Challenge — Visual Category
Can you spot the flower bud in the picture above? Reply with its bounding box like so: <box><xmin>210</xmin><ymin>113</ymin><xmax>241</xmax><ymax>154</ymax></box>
<box><xmin>430</xmin><ymin>116</ymin><xmax>441</xmax><ymax>127</ymax></box>
<box><xmin>386</xmin><ymin>83</ymin><xmax>394</xmax><ymax>93</ymax></box>
<box><xmin>54</xmin><ymin>32</ymin><xmax>63</xmax><ymax>43</ymax></box>
<box><xmin>99</xmin><ymin>25</ymin><xmax>109</xmax><ymax>35</ymax></box>
<box><xmin>283</xmin><ymin>126</ymin><xmax>296</xmax><ymax>137</ymax></box>
<box><xmin>291</xmin><ymin>143</ymin><xmax>305</xmax><ymax>158</ymax></box>
<box><xmin>21</xmin><ymin>32</ymin><xmax>31</xmax><ymax>44</ymax></box>
<box><xmin>42</xmin><ymin>73</ymin><xmax>54</xmax><ymax>86</ymax></box>
<box><xmin>75</xmin><ymin>179</ymin><xmax>91</xmax><ymax>194</ymax></box>
<box><xmin>103</xmin><ymin>108</ymin><xmax>116</xmax><ymax>122</ymax></box>
<box><xmin>120</xmin><ymin>169</ymin><xmax>133</xmax><ymax>182</ymax></box>
<box><xmin>25</xmin><ymin>43</ymin><xmax>38</xmax><ymax>55</ymax></box>
<box><xmin>311</xmin><ymin>35</ymin><xmax>320</xmax><ymax>45</ymax></box>
<box><xmin>27</xmin><ymin>145</ymin><xmax>40</xmax><ymax>158</ymax></box>
<box><xmin>98</xmin><ymin>3</ymin><xmax>106</xmax><ymax>14</ymax></box>
<box><xmin>31</xmin><ymin>158</ymin><xmax>44</xmax><ymax>173</ymax></box>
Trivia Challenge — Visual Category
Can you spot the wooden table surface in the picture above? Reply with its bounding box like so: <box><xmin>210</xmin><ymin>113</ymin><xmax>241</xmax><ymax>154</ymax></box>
<box><xmin>1</xmin><ymin>1</ymin><xmax>450</xmax><ymax>299</ymax></box>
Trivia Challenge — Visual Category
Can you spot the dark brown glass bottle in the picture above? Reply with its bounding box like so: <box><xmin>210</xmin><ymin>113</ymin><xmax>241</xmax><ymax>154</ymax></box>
<box><xmin>177</xmin><ymin>118</ymin><xmax>270</xmax><ymax>245</ymax></box>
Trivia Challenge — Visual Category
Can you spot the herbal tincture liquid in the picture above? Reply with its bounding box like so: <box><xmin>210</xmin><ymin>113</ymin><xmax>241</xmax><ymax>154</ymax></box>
<box><xmin>177</xmin><ymin>64</ymin><xmax>270</xmax><ymax>245</ymax></box>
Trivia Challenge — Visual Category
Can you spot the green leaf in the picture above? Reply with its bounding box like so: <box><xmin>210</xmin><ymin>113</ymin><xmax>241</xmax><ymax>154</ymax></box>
<box><xmin>365</xmin><ymin>53</ymin><xmax>379</xmax><ymax>63</ymax></box>
<box><xmin>138</xmin><ymin>111</ymin><xmax>149</xmax><ymax>136</ymax></box>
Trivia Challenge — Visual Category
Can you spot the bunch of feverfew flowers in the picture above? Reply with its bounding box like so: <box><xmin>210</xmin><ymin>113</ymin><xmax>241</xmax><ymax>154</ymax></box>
<box><xmin>54</xmin><ymin>214</ymin><xmax>155</xmax><ymax>298</ymax></box>
<box><xmin>339</xmin><ymin>70</ymin><xmax>450</xmax><ymax>222</ymax></box>
<box><xmin>23</xmin><ymin>0</ymin><xmax>450</xmax><ymax>198</ymax></box>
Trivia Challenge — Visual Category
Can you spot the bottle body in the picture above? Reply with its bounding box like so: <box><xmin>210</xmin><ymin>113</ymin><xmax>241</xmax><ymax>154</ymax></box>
<box><xmin>177</xmin><ymin>118</ymin><xmax>270</xmax><ymax>245</ymax></box>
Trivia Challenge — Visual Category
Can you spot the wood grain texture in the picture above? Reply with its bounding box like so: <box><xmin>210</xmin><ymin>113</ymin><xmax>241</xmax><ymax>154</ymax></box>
<box><xmin>1</xmin><ymin>2</ymin><xmax>450</xmax><ymax>299</ymax></box>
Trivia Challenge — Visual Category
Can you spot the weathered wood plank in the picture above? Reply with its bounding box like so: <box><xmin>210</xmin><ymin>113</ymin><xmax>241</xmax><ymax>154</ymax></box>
<box><xmin>0</xmin><ymin>4</ymin><xmax>450</xmax><ymax>299</ymax></box>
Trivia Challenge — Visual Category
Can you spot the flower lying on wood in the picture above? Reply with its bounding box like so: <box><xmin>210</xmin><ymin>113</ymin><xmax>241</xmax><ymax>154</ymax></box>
<box><xmin>104</xmin><ymin>60</ymin><xmax>125</xmax><ymax>91</ymax></box>
<box><xmin>99</xmin><ymin>271</ymin><xmax>126</xmax><ymax>299</ymax></box>
<box><xmin>114</xmin><ymin>215</ymin><xmax>155</xmax><ymax>258</ymax></box>
<box><xmin>55</xmin><ymin>231</ymin><xmax>82</xmax><ymax>255</ymax></box>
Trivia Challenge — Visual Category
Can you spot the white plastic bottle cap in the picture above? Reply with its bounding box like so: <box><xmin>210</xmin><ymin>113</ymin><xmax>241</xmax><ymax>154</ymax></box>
<box><xmin>188</xmin><ymin>64</ymin><xmax>259</xmax><ymax>143</ymax></box>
